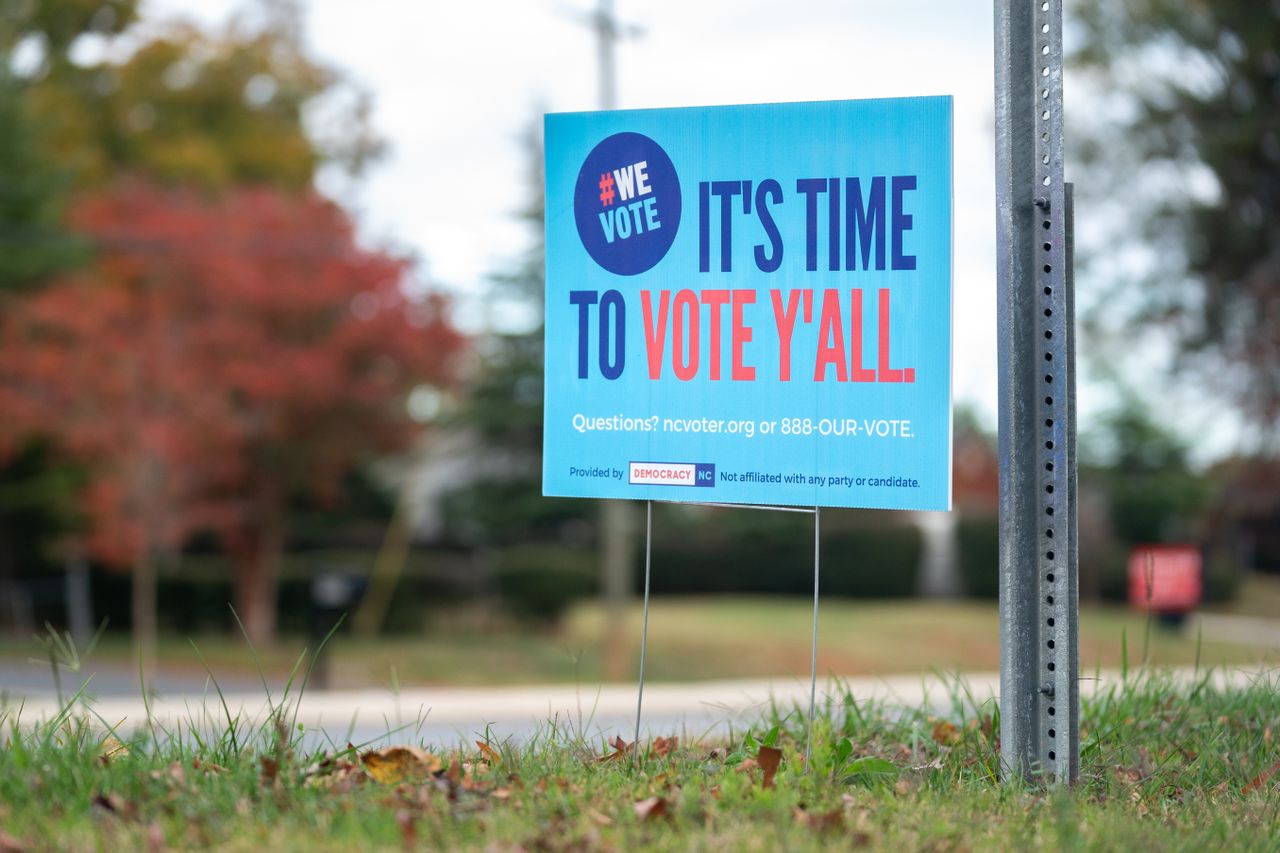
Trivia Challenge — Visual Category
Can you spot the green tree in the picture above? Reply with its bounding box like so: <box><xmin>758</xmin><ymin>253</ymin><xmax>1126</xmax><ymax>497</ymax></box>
<box><xmin>1071</xmin><ymin>2</ymin><xmax>1280</xmax><ymax>427</ymax></box>
<box><xmin>1083</xmin><ymin>392</ymin><xmax>1207</xmax><ymax>546</ymax></box>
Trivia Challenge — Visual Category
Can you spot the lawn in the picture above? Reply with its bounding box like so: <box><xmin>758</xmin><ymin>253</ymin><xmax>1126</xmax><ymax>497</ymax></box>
<box><xmin>2</xmin><ymin>593</ymin><xmax>1275</xmax><ymax>691</ymax></box>
<box><xmin>1</xmin><ymin>668</ymin><xmax>1277</xmax><ymax>850</ymax></box>
<box><xmin>5</xmin><ymin>584</ymin><xmax>1274</xmax><ymax>691</ymax></box>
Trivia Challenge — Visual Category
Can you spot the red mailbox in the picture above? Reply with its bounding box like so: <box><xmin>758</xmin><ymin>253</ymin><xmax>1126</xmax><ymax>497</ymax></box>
<box><xmin>1127</xmin><ymin>545</ymin><xmax>1203</xmax><ymax>612</ymax></box>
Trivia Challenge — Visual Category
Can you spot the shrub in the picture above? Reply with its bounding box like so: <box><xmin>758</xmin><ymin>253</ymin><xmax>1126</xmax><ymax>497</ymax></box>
<box><xmin>492</xmin><ymin>545</ymin><xmax>596</xmax><ymax>625</ymax></box>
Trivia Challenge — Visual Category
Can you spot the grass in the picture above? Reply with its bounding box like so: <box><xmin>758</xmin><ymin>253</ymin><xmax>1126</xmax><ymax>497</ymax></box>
<box><xmin>2</xmin><ymin>663</ymin><xmax>1277</xmax><ymax>850</ymax></box>
<box><xmin>2</xmin><ymin>595</ymin><xmax>1270</xmax><ymax>689</ymax></box>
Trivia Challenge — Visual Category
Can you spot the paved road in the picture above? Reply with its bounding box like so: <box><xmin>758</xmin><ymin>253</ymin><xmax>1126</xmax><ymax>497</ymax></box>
<box><xmin>7</xmin><ymin>665</ymin><xmax>1273</xmax><ymax>751</ymax></box>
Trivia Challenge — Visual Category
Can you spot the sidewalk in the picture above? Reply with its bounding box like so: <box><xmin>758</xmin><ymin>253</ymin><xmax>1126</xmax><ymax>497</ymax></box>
<box><xmin>8</xmin><ymin>665</ymin><xmax>1273</xmax><ymax>748</ymax></box>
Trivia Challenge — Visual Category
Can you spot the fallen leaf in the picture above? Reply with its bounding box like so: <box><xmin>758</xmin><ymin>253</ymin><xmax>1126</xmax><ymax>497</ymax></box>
<box><xmin>735</xmin><ymin>758</ymin><xmax>758</xmax><ymax>774</ymax></box>
<box><xmin>1113</xmin><ymin>765</ymin><xmax>1144</xmax><ymax>784</ymax></box>
<box><xmin>894</xmin><ymin>779</ymin><xmax>912</xmax><ymax>796</ymax></box>
<box><xmin>98</xmin><ymin>735</ymin><xmax>129</xmax><ymax>765</ymax></box>
<box><xmin>303</xmin><ymin>755</ymin><xmax>363</xmax><ymax>791</ymax></box>
<box><xmin>931</xmin><ymin>720</ymin><xmax>960</xmax><ymax>746</ymax></box>
<box><xmin>634</xmin><ymin>796</ymin><xmax>668</xmax><ymax>821</ymax></box>
<box><xmin>596</xmin><ymin>736</ymin><xmax>632</xmax><ymax>764</ymax></box>
<box><xmin>757</xmin><ymin>746</ymin><xmax>782</xmax><ymax>789</ymax></box>
<box><xmin>794</xmin><ymin>806</ymin><xmax>844</xmax><ymax>833</ymax></box>
<box><xmin>92</xmin><ymin>793</ymin><xmax>137</xmax><ymax>820</ymax></box>
<box><xmin>652</xmin><ymin>736</ymin><xmax>678</xmax><ymax>758</ymax></box>
<box><xmin>192</xmin><ymin>759</ymin><xmax>228</xmax><ymax>775</ymax></box>
<box><xmin>587</xmin><ymin>808</ymin><xmax>614</xmax><ymax>827</ymax></box>
<box><xmin>361</xmin><ymin>747</ymin><xmax>444</xmax><ymax>785</ymax></box>
<box><xmin>476</xmin><ymin>740</ymin><xmax>502</xmax><ymax>765</ymax></box>
<box><xmin>1244</xmin><ymin>759</ymin><xmax>1280</xmax><ymax>794</ymax></box>
<box><xmin>395</xmin><ymin>809</ymin><xmax>416</xmax><ymax>850</ymax></box>
<box><xmin>150</xmin><ymin>762</ymin><xmax>186</xmax><ymax>786</ymax></box>
<box><xmin>0</xmin><ymin>831</ymin><xmax>25</xmax><ymax>853</ymax></box>
<box><xmin>146</xmin><ymin>821</ymin><xmax>165</xmax><ymax>853</ymax></box>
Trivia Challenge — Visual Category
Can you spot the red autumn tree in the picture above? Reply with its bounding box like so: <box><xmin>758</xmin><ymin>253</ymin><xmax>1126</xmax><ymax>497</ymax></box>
<box><xmin>0</xmin><ymin>182</ymin><xmax>463</xmax><ymax>647</ymax></box>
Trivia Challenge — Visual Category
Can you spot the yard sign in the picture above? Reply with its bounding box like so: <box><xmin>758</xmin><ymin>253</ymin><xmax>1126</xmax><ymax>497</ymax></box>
<box><xmin>543</xmin><ymin>97</ymin><xmax>953</xmax><ymax>510</ymax></box>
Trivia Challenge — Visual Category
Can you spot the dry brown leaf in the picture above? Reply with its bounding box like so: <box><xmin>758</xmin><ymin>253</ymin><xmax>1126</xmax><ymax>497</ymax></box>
<box><xmin>931</xmin><ymin>720</ymin><xmax>960</xmax><ymax>746</ymax></box>
<box><xmin>395</xmin><ymin>809</ymin><xmax>416</xmax><ymax>850</ymax></box>
<box><xmin>757</xmin><ymin>746</ymin><xmax>782</xmax><ymax>790</ymax></box>
<box><xmin>361</xmin><ymin>746</ymin><xmax>444</xmax><ymax>785</ymax></box>
<box><xmin>735</xmin><ymin>758</ymin><xmax>758</xmax><ymax>774</ymax></box>
<box><xmin>634</xmin><ymin>796</ymin><xmax>669</xmax><ymax>822</ymax></box>
<box><xmin>97</xmin><ymin>734</ymin><xmax>129</xmax><ymax>766</ymax></box>
<box><xmin>259</xmin><ymin>756</ymin><xmax>280</xmax><ymax>787</ymax></box>
<box><xmin>652</xmin><ymin>736</ymin><xmax>678</xmax><ymax>758</ymax></box>
<box><xmin>92</xmin><ymin>792</ymin><xmax>137</xmax><ymax>820</ymax></box>
<box><xmin>596</xmin><ymin>735</ymin><xmax>632</xmax><ymax>764</ymax></box>
<box><xmin>1244</xmin><ymin>759</ymin><xmax>1280</xmax><ymax>794</ymax></box>
<box><xmin>192</xmin><ymin>758</ymin><xmax>228</xmax><ymax>775</ymax></box>
<box><xmin>303</xmin><ymin>755</ymin><xmax>363</xmax><ymax>791</ymax></box>
<box><xmin>0</xmin><ymin>831</ymin><xmax>26</xmax><ymax>853</ymax></box>
<box><xmin>587</xmin><ymin>808</ymin><xmax>614</xmax><ymax>827</ymax></box>
<box><xmin>150</xmin><ymin>762</ymin><xmax>186</xmax><ymax>786</ymax></box>
<box><xmin>475</xmin><ymin>740</ymin><xmax>502</xmax><ymax>765</ymax></box>
<box><xmin>146</xmin><ymin>821</ymin><xmax>165</xmax><ymax>853</ymax></box>
<box><xmin>794</xmin><ymin>806</ymin><xmax>844</xmax><ymax>833</ymax></box>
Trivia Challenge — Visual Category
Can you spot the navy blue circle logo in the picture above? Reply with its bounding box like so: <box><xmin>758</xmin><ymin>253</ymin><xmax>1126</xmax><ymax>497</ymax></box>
<box><xmin>573</xmin><ymin>132</ymin><xmax>681</xmax><ymax>276</ymax></box>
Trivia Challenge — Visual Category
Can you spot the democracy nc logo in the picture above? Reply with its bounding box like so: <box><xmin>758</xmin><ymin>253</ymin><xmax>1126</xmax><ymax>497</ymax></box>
<box><xmin>573</xmin><ymin>131</ymin><xmax>681</xmax><ymax>276</ymax></box>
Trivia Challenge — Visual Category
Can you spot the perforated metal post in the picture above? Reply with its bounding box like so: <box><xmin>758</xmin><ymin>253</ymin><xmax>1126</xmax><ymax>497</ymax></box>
<box><xmin>994</xmin><ymin>0</ymin><xmax>1079</xmax><ymax>784</ymax></box>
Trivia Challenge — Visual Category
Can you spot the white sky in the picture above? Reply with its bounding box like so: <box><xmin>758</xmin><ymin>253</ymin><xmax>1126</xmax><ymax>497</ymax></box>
<box><xmin>140</xmin><ymin>0</ymin><xmax>1246</xmax><ymax>459</ymax></box>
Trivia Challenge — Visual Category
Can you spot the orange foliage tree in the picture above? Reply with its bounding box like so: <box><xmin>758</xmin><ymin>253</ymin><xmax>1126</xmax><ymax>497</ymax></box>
<box><xmin>0</xmin><ymin>182</ymin><xmax>462</xmax><ymax>646</ymax></box>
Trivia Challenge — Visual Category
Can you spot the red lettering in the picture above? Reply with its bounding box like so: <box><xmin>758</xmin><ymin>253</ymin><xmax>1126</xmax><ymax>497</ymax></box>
<box><xmin>700</xmin><ymin>289</ymin><xmax>730</xmax><ymax>380</ymax></box>
<box><xmin>771</xmin><ymin>289</ymin><xmax>800</xmax><ymax>381</ymax></box>
<box><xmin>673</xmin><ymin>289</ymin><xmax>699</xmax><ymax>381</ymax></box>
<box><xmin>877</xmin><ymin>288</ymin><xmax>905</xmax><ymax>383</ymax></box>
<box><xmin>731</xmin><ymin>290</ymin><xmax>755</xmax><ymax>381</ymax></box>
<box><xmin>641</xmin><ymin>290</ymin><xmax>669</xmax><ymax>380</ymax></box>
<box><xmin>849</xmin><ymin>289</ymin><xmax>876</xmax><ymax>382</ymax></box>
<box><xmin>814</xmin><ymin>289</ymin><xmax>848</xmax><ymax>382</ymax></box>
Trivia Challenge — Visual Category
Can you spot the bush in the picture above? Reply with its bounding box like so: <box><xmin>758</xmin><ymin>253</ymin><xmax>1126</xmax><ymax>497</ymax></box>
<box><xmin>492</xmin><ymin>545</ymin><xmax>596</xmax><ymax>625</ymax></box>
<box><xmin>957</xmin><ymin>516</ymin><xmax>999</xmax><ymax>598</ymax></box>
<box><xmin>646</xmin><ymin>509</ymin><xmax>922</xmax><ymax>598</ymax></box>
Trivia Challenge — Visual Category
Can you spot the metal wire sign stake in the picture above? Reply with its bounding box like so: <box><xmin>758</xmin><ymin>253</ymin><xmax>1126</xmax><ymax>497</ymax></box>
<box><xmin>633</xmin><ymin>502</ymin><xmax>823</xmax><ymax>766</ymax></box>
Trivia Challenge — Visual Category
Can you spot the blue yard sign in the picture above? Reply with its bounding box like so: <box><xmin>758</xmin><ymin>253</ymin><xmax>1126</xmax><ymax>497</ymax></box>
<box><xmin>543</xmin><ymin>97</ymin><xmax>953</xmax><ymax>510</ymax></box>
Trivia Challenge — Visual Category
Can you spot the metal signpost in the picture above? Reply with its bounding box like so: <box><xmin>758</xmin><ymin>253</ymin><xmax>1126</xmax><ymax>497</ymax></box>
<box><xmin>542</xmin><ymin>97</ymin><xmax>954</xmax><ymax>762</ymax></box>
<box><xmin>995</xmin><ymin>0</ymin><xmax>1079</xmax><ymax>783</ymax></box>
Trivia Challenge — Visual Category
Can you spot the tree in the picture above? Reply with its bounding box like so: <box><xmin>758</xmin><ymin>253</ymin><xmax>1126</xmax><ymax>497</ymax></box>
<box><xmin>1071</xmin><ymin>2</ymin><xmax>1280</xmax><ymax>428</ymax></box>
<box><xmin>0</xmin><ymin>183</ymin><xmax>463</xmax><ymax>646</ymax></box>
<box><xmin>0</xmin><ymin>0</ymin><xmax>136</xmax><ymax>635</ymax></box>
<box><xmin>0</xmin><ymin>0</ymin><xmax>388</xmax><ymax>645</ymax></box>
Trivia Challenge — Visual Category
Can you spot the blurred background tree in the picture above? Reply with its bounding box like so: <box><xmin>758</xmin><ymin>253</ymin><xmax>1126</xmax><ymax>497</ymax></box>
<box><xmin>1072</xmin><ymin>1</ymin><xmax>1280</xmax><ymax>429</ymax></box>
<box><xmin>442</xmin><ymin>120</ymin><xmax>597</xmax><ymax>626</ymax></box>
<box><xmin>0</xmin><ymin>0</ymin><xmax>457</xmax><ymax>656</ymax></box>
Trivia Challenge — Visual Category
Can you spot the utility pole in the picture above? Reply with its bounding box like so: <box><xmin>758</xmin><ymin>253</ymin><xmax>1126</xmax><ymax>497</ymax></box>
<box><xmin>585</xmin><ymin>0</ymin><xmax>641</xmax><ymax>678</ymax></box>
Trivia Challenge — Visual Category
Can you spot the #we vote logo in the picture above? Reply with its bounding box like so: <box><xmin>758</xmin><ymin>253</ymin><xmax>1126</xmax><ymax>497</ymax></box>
<box><xmin>573</xmin><ymin>132</ymin><xmax>681</xmax><ymax>276</ymax></box>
